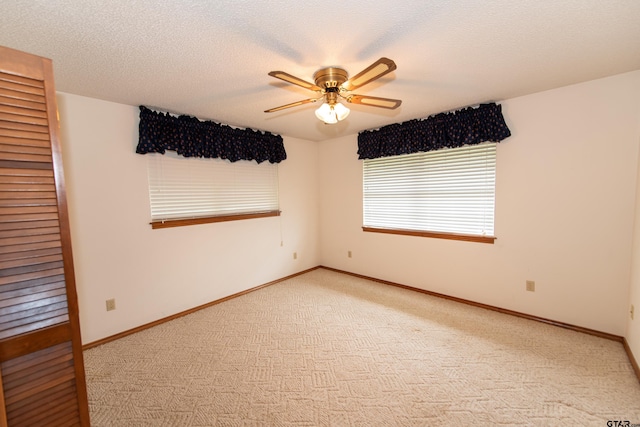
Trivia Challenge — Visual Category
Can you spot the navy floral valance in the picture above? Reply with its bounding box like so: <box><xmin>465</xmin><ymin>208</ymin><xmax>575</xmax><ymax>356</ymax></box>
<box><xmin>357</xmin><ymin>103</ymin><xmax>511</xmax><ymax>160</ymax></box>
<box><xmin>136</xmin><ymin>106</ymin><xmax>287</xmax><ymax>164</ymax></box>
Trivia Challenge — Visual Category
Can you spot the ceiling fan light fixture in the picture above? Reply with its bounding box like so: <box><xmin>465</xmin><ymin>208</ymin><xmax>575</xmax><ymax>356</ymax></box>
<box><xmin>314</xmin><ymin>102</ymin><xmax>333</xmax><ymax>123</ymax></box>
<box><xmin>315</xmin><ymin>102</ymin><xmax>349</xmax><ymax>124</ymax></box>
<box><xmin>333</xmin><ymin>102</ymin><xmax>350</xmax><ymax>121</ymax></box>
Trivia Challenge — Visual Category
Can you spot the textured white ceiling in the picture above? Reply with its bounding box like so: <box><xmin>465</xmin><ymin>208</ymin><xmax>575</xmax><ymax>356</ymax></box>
<box><xmin>1</xmin><ymin>0</ymin><xmax>639</xmax><ymax>142</ymax></box>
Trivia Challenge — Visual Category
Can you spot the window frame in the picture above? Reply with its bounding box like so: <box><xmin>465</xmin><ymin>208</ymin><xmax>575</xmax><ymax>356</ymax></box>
<box><xmin>362</xmin><ymin>226</ymin><xmax>496</xmax><ymax>244</ymax></box>
<box><xmin>145</xmin><ymin>152</ymin><xmax>281</xmax><ymax>229</ymax></box>
<box><xmin>362</xmin><ymin>143</ymin><xmax>497</xmax><ymax>244</ymax></box>
<box><xmin>150</xmin><ymin>211</ymin><xmax>280</xmax><ymax>230</ymax></box>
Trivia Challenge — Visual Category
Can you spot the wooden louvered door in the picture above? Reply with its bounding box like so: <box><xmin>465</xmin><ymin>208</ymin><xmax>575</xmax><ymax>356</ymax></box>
<box><xmin>0</xmin><ymin>46</ymin><xmax>89</xmax><ymax>426</ymax></box>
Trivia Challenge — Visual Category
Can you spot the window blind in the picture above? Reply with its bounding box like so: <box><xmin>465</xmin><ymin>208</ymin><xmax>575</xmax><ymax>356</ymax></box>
<box><xmin>363</xmin><ymin>143</ymin><xmax>496</xmax><ymax>237</ymax></box>
<box><xmin>147</xmin><ymin>151</ymin><xmax>279</xmax><ymax>221</ymax></box>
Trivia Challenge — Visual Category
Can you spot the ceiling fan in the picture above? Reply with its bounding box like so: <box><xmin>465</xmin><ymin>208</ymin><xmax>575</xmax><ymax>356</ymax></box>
<box><xmin>264</xmin><ymin>57</ymin><xmax>402</xmax><ymax>124</ymax></box>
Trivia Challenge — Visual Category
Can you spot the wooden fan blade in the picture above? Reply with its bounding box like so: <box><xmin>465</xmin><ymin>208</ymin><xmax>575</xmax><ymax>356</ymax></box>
<box><xmin>268</xmin><ymin>71</ymin><xmax>323</xmax><ymax>92</ymax></box>
<box><xmin>264</xmin><ymin>98</ymin><xmax>318</xmax><ymax>113</ymax></box>
<box><xmin>341</xmin><ymin>57</ymin><xmax>397</xmax><ymax>91</ymax></box>
<box><xmin>346</xmin><ymin>94</ymin><xmax>402</xmax><ymax>109</ymax></box>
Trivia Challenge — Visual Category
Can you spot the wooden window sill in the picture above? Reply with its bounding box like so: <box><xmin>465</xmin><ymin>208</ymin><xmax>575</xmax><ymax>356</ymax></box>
<box><xmin>362</xmin><ymin>226</ymin><xmax>496</xmax><ymax>244</ymax></box>
<box><xmin>151</xmin><ymin>210</ymin><xmax>280</xmax><ymax>229</ymax></box>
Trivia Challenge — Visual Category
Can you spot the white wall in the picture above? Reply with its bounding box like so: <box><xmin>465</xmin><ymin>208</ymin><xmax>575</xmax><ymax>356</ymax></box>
<box><xmin>627</xmin><ymin>107</ymin><xmax>640</xmax><ymax>365</ymax></box>
<box><xmin>57</xmin><ymin>93</ymin><xmax>319</xmax><ymax>345</ymax></box>
<box><xmin>319</xmin><ymin>70</ymin><xmax>640</xmax><ymax>337</ymax></box>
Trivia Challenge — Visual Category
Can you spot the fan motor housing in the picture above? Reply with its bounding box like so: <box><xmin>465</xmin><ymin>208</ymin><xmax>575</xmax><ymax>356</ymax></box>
<box><xmin>313</xmin><ymin>67</ymin><xmax>348</xmax><ymax>89</ymax></box>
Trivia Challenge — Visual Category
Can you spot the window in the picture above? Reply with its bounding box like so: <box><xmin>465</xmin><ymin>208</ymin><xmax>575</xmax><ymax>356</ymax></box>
<box><xmin>363</xmin><ymin>143</ymin><xmax>496</xmax><ymax>243</ymax></box>
<box><xmin>146</xmin><ymin>151</ymin><xmax>279</xmax><ymax>229</ymax></box>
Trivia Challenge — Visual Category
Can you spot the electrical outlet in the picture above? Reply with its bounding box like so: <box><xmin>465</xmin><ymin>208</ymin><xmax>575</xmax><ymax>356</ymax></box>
<box><xmin>293</xmin><ymin>252</ymin><xmax>297</xmax><ymax>260</ymax></box>
<box><xmin>348</xmin><ymin>250</ymin><xmax>352</xmax><ymax>258</ymax></box>
<box><xmin>526</xmin><ymin>280</ymin><xmax>535</xmax><ymax>292</ymax></box>
<box><xmin>631</xmin><ymin>304</ymin><xmax>635</xmax><ymax>320</ymax></box>
<box><xmin>106</xmin><ymin>298</ymin><xmax>116</xmax><ymax>311</ymax></box>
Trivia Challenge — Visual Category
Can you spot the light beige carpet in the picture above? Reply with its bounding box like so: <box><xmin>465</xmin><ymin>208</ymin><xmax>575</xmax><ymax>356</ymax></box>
<box><xmin>84</xmin><ymin>268</ymin><xmax>640</xmax><ymax>426</ymax></box>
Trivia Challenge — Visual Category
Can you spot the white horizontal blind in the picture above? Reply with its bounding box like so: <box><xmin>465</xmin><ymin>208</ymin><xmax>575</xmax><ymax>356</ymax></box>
<box><xmin>363</xmin><ymin>143</ymin><xmax>496</xmax><ymax>236</ymax></box>
<box><xmin>147</xmin><ymin>152</ymin><xmax>279</xmax><ymax>221</ymax></box>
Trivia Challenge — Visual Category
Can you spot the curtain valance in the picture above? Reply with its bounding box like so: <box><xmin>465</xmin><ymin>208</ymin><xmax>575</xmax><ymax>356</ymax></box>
<box><xmin>136</xmin><ymin>106</ymin><xmax>287</xmax><ymax>164</ymax></box>
<box><xmin>357</xmin><ymin>103</ymin><xmax>511</xmax><ymax>160</ymax></box>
